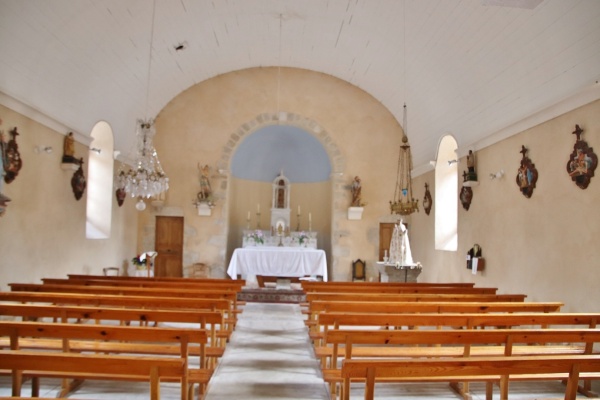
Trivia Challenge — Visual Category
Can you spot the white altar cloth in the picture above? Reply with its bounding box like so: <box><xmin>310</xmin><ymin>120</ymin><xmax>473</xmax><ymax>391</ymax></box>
<box><xmin>227</xmin><ymin>246</ymin><xmax>328</xmax><ymax>283</ymax></box>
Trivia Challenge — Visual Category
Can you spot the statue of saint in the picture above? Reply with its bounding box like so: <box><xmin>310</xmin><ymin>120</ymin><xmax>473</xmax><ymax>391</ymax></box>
<box><xmin>197</xmin><ymin>164</ymin><xmax>212</xmax><ymax>201</ymax></box>
<box><xmin>350</xmin><ymin>176</ymin><xmax>362</xmax><ymax>207</ymax></box>
<box><xmin>62</xmin><ymin>132</ymin><xmax>76</xmax><ymax>163</ymax></box>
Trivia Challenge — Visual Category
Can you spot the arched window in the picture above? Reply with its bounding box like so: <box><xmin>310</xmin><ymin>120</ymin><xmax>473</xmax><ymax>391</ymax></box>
<box><xmin>434</xmin><ymin>135</ymin><xmax>458</xmax><ymax>251</ymax></box>
<box><xmin>86</xmin><ymin>121</ymin><xmax>114</xmax><ymax>239</ymax></box>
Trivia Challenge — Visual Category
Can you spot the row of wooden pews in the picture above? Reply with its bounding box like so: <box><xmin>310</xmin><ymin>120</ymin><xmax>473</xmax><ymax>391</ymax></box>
<box><xmin>0</xmin><ymin>274</ymin><xmax>246</xmax><ymax>399</ymax></box>
<box><xmin>301</xmin><ymin>280</ymin><xmax>600</xmax><ymax>400</ymax></box>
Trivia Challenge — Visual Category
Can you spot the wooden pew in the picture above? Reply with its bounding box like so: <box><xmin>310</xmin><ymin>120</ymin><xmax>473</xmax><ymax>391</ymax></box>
<box><xmin>305</xmin><ymin>300</ymin><xmax>564</xmax><ymax>333</ymax></box>
<box><xmin>0</xmin><ymin>321</ymin><xmax>210</xmax><ymax>399</ymax></box>
<box><xmin>302</xmin><ymin>285</ymin><xmax>499</xmax><ymax>294</ymax></box>
<box><xmin>341</xmin><ymin>355</ymin><xmax>600</xmax><ymax>400</ymax></box>
<box><xmin>0</xmin><ymin>291</ymin><xmax>235</xmax><ymax>339</ymax></box>
<box><xmin>44</xmin><ymin>277</ymin><xmax>245</xmax><ymax>291</ymax></box>
<box><xmin>67</xmin><ymin>274</ymin><xmax>245</xmax><ymax>286</ymax></box>
<box><xmin>0</xmin><ymin>303</ymin><xmax>226</xmax><ymax>366</ymax></box>
<box><xmin>9</xmin><ymin>282</ymin><xmax>243</xmax><ymax>316</ymax></box>
<box><xmin>324</xmin><ymin>328</ymin><xmax>600</xmax><ymax>400</ymax></box>
<box><xmin>313</xmin><ymin>311</ymin><xmax>600</xmax><ymax>353</ymax></box>
<box><xmin>301</xmin><ymin>281</ymin><xmax>476</xmax><ymax>289</ymax></box>
<box><xmin>305</xmin><ymin>292</ymin><xmax>527</xmax><ymax>303</ymax></box>
<box><xmin>0</xmin><ymin>350</ymin><xmax>186</xmax><ymax>400</ymax></box>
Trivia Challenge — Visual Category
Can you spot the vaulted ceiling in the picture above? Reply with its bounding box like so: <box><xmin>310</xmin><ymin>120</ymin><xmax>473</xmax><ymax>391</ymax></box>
<box><xmin>1</xmin><ymin>0</ymin><xmax>599</xmax><ymax>170</ymax></box>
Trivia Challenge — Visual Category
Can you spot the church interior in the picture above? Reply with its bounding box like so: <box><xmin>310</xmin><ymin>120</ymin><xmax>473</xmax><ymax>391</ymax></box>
<box><xmin>1</xmin><ymin>0</ymin><xmax>600</xmax><ymax>398</ymax></box>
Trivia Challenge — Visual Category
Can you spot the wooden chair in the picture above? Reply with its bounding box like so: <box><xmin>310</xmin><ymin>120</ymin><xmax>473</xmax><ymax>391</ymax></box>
<box><xmin>102</xmin><ymin>267</ymin><xmax>120</xmax><ymax>276</ymax></box>
<box><xmin>352</xmin><ymin>259</ymin><xmax>366</xmax><ymax>282</ymax></box>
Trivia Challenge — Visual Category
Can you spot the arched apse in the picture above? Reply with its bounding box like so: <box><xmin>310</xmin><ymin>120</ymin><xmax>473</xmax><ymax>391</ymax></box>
<box><xmin>224</xmin><ymin>113</ymin><xmax>342</xmax><ymax>276</ymax></box>
<box><xmin>231</xmin><ymin>124</ymin><xmax>331</xmax><ymax>183</ymax></box>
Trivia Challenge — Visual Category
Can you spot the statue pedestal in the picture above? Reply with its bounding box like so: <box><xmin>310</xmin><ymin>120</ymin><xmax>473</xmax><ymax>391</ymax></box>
<box><xmin>347</xmin><ymin>206</ymin><xmax>364</xmax><ymax>220</ymax></box>
<box><xmin>376</xmin><ymin>262</ymin><xmax>422</xmax><ymax>282</ymax></box>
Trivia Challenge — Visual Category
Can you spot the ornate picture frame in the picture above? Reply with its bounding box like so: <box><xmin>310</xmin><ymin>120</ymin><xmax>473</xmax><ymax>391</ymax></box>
<box><xmin>515</xmin><ymin>145</ymin><xmax>538</xmax><ymax>198</ymax></box>
<box><xmin>566</xmin><ymin>124</ymin><xmax>597</xmax><ymax>189</ymax></box>
<box><xmin>423</xmin><ymin>183</ymin><xmax>432</xmax><ymax>215</ymax></box>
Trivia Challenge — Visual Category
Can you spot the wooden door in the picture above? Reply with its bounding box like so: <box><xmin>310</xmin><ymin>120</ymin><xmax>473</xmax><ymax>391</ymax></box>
<box><xmin>379</xmin><ymin>223</ymin><xmax>395</xmax><ymax>261</ymax></box>
<box><xmin>154</xmin><ymin>216</ymin><xmax>184</xmax><ymax>277</ymax></box>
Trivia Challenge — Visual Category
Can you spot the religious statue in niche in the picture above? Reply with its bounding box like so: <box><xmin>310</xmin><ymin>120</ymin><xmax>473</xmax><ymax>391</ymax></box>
<box><xmin>460</xmin><ymin>171</ymin><xmax>473</xmax><ymax>211</ymax></box>
<box><xmin>566</xmin><ymin>124</ymin><xmax>597</xmax><ymax>190</ymax></box>
<box><xmin>466</xmin><ymin>150</ymin><xmax>477</xmax><ymax>181</ymax></box>
<box><xmin>195</xmin><ymin>163</ymin><xmax>214</xmax><ymax>206</ymax></box>
<box><xmin>423</xmin><ymin>183</ymin><xmax>432</xmax><ymax>215</ymax></box>
<box><xmin>2</xmin><ymin>127</ymin><xmax>23</xmax><ymax>184</ymax></box>
<box><xmin>71</xmin><ymin>158</ymin><xmax>86</xmax><ymax>200</ymax></box>
<box><xmin>349</xmin><ymin>175</ymin><xmax>366</xmax><ymax>207</ymax></box>
<box><xmin>62</xmin><ymin>132</ymin><xmax>77</xmax><ymax>163</ymax></box>
<box><xmin>516</xmin><ymin>145</ymin><xmax>538</xmax><ymax>198</ymax></box>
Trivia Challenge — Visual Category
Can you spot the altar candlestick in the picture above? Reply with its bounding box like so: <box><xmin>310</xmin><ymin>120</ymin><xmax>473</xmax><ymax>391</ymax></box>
<box><xmin>298</xmin><ymin>205</ymin><xmax>301</xmax><ymax>215</ymax></box>
<box><xmin>247</xmin><ymin>211</ymin><xmax>250</xmax><ymax>220</ymax></box>
<box><xmin>257</xmin><ymin>204</ymin><xmax>260</xmax><ymax>213</ymax></box>
<box><xmin>308</xmin><ymin>212</ymin><xmax>312</xmax><ymax>231</ymax></box>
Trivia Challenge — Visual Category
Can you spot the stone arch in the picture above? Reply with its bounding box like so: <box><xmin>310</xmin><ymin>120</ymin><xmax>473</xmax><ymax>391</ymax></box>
<box><xmin>217</xmin><ymin>111</ymin><xmax>346</xmax><ymax>278</ymax></box>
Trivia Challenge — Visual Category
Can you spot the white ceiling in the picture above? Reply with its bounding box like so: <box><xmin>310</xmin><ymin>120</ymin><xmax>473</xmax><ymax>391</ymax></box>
<box><xmin>1</xmin><ymin>0</ymin><xmax>599</xmax><ymax>170</ymax></box>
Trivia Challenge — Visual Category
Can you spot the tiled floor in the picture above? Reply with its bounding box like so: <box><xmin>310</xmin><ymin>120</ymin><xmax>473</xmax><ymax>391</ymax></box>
<box><xmin>1</xmin><ymin>302</ymin><xmax>598</xmax><ymax>399</ymax></box>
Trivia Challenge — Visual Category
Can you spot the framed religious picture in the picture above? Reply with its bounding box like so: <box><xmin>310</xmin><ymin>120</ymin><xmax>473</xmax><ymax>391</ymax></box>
<box><xmin>115</xmin><ymin>187</ymin><xmax>126</xmax><ymax>206</ymax></box>
<box><xmin>423</xmin><ymin>183</ymin><xmax>432</xmax><ymax>215</ymax></box>
<box><xmin>516</xmin><ymin>145</ymin><xmax>538</xmax><ymax>198</ymax></box>
<box><xmin>566</xmin><ymin>124</ymin><xmax>597</xmax><ymax>189</ymax></box>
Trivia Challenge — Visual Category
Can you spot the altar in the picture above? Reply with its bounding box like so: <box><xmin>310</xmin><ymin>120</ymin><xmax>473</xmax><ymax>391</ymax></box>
<box><xmin>227</xmin><ymin>246</ymin><xmax>328</xmax><ymax>286</ymax></box>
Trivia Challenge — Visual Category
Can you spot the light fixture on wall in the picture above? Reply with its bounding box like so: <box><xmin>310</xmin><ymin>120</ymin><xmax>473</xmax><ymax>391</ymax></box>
<box><xmin>389</xmin><ymin>1</ymin><xmax>418</xmax><ymax>216</ymax></box>
<box><xmin>114</xmin><ymin>0</ymin><xmax>168</xmax><ymax>210</ymax></box>
<box><xmin>90</xmin><ymin>147</ymin><xmax>101</xmax><ymax>154</ymax></box>
<box><xmin>33</xmin><ymin>145</ymin><xmax>53</xmax><ymax>154</ymax></box>
<box><xmin>448</xmin><ymin>159</ymin><xmax>458</xmax><ymax>165</ymax></box>
<box><xmin>489</xmin><ymin>169</ymin><xmax>505</xmax><ymax>180</ymax></box>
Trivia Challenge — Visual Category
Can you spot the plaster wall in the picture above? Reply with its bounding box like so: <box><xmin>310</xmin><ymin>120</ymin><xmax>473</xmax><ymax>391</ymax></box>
<box><xmin>410</xmin><ymin>99</ymin><xmax>600</xmax><ymax>312</ymax></box>
<box><xmin>0</xmin><ymin>105</ymin><xmax>138</xmax><ymax>289</ymax></box>
<box><xmin>147</xmin><ymin>67</ymin><xmax>403</xmax><ymax>281</ymax></box>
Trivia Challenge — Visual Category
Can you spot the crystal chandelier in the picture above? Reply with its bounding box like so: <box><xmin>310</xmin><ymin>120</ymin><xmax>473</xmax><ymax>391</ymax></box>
<box><xmin>115</xmin><ymin>119</ymin><xmax>169</xmax><ymax>210</ymax></box>
<box><xmin>390</xmin><ymin>103</ymin><xmax>419</xmax><ymax>215</ymax></box>
<box><xmin>114</xmin><ymin>0</ymin><xmax>168</xmax><ymax>211</ymax></box>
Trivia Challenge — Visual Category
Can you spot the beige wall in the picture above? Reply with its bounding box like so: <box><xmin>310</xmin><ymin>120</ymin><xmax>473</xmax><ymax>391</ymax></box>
<box><xmin>145</xmin><ymin>67</ymin><xmax>403</xmax><ymax>280</ymax></box>
<box><xmin>0</xmin><ymin>105</ymin><xmax>138</xmax><ymax>290</ymax></box>
<box><xmin>410</xmin><ymin>99</ymin><xmax>600</xmax><ymax>312</ymax></box>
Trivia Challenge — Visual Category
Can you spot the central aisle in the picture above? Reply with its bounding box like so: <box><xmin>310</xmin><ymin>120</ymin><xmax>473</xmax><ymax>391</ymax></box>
<box><xmin>204</xmin><ymin>302</ymin><xmax>330</xmax><ymax>400</ymax></box>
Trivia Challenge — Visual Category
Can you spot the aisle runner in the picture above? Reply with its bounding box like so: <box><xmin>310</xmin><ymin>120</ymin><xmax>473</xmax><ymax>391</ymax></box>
<box><xmin>237</xmin><ymin>288</ymin><xmax>306</xmax><ymax>304</ymax></box>
<box><xmin>204</xmin><ymin>303</ymin><xmax>328</xmax><ymax>400</ymax></box>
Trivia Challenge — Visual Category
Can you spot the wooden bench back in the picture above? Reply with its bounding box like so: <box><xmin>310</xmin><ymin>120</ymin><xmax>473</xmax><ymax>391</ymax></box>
<box><xmin>10</xmin><ymin>283</ymin><xmax>238</xmax><ymax>301</ymax></box>
<box><xmin>309</xmin><ymin>300</ymin><xmax>563</xmax><ymax>315</ymax></box>
<box><xmin>301</xmin><ymin>281</ymin><xmax>476</xmax><ymax>288</ymax></box>
<box><xmin>303</xmin><ymin>285</ymin><xmax>498</xmax><ymax>294</ymax></box>
<box><xmin>341</xmin><ymin>355</ymin><xmax>600</xmax><ymax>400</ymax></box>
<box><xmin>318</xmin><ymin>312</ymin><xmax>600</xmax><ymax>331</ymax></box>
<box><xmin>0</xmin><ymin>350</ymin><xmax>185</xmax><ymax>400</ymax></box>
<box><xmin>67</xmin><ymin>274</ymin><xmax>245</xmax><ymax>285</ymax></box>
<box><xmin>0</xmin><ymin>291</ymin><xmax>231</xmax><ymax>313</ymax></box>
<box><xmin>0</xmin><ymin>303</ymin><xmax>224</xmax><ymax>347</ymax></box>
<box><xmin>43</xmin><ymin>277</ymin><xmax>244</xmax><ymax>291</ymax></box>
<box><xmin>306</xmin><ymin>292</ymin><xmax>527</xmax><ymax>303</ymax></box>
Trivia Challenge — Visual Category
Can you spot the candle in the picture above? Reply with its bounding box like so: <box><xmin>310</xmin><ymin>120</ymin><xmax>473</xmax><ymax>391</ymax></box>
<box><xmin>257</xmin><ymin>204</ymin><xmax>260</xmax><ymax>213</ymax></box>
<box><xmin>297</xmin><ymin>205</ymin><xmax>301</xmax><ymax>215</ymax></box>
<box><xmin>309</xmin><ymin>212</ymin><xmax>312</xmax><ymax>223</ymax></box>
<box><xmin>247</xmin><ymin>211</ymin><xmax>250</xmax><ymax>220</ymax></box>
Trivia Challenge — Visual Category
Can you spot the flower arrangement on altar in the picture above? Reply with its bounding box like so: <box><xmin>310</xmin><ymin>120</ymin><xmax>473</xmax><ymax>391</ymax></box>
<box><xmin>247</xmin><ymin>229</ymin><xmax>264</xmax><ymax>245</ymax></box>
<box><xmin>131</xmin><ymin>254</ymin><xmax>147</xmax><ymax>269</ymax></box>
<box><xmin>298</xmin><ymin>231</ymin><xmax>310</xmax><ymax>245</ymax></box>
